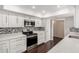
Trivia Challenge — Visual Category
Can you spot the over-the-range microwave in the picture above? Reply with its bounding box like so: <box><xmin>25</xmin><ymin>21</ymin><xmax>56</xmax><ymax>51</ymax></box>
<box><xmin>24</xmin><ymin>20</ymin><xmax>35</xmax><ymax>27</ymax></box>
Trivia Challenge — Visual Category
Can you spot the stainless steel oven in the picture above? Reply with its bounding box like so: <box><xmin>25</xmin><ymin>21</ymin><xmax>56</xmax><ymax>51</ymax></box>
<box><xmin>22</xmin><ymin>31</ymin><xmax>37</xmax><ymax>50</ymax></box>
<box><xmin>27</xmin><ymin>35</ymin><xmax>37</xmax><ymax>49</ymax></box>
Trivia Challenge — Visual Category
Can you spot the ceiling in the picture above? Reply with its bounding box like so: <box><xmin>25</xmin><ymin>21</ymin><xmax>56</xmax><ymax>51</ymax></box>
<box><xmin>3</xmin><ymin>5</ymin><xmax>75</xmax><ymax>18</ymax></box>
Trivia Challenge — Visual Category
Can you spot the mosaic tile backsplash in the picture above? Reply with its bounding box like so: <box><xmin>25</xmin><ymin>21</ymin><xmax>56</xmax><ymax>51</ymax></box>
<box><xmin>25</xmin><ymin>26</ymin><xmax>45</xmax><ymax>31</ymax></box>
<box><xmin>0</xmin><ymin>27</ymin><xmax>23</xmax><ymax>34</ymax></box>
<box><xmin>0</xmin><ymin>27</ymin><xmax>45</xmax><ymax>34</ymax></box>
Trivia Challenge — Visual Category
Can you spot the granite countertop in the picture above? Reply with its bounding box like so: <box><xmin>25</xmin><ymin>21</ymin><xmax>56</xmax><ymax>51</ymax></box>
<box><xmin>0</xmin><ymin>32</ymin><xmax>26</xmax><ymax>41</ymax></box>
<box><xmin>48</xmin><ymin>32</ymin><xmax>79</xmax><ymax>53</ymax></box>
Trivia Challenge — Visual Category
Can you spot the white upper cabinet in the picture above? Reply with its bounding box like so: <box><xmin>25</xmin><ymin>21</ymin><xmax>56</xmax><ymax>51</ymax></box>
<box><xmin>8</xmin><ymin>15</ymin><xmax>18</xmax><ymax>27</ymax></box>
<box><xmin>2</xmin><ymin>14</ymin><xmax>8</xmax><ymax>27</ymax></box>
<box><xmin>35</xmin><ymin>18</ymin><xmax>45</xmax><ymax>27</ymax></box>
<box><xmin>0</xmin><ymin>13</ymin><xmax>25</xmax><ymax>27</ymax></box>
<box><xmin>7</xmin><ymin>15</ymin><xmax>25</xmax><ymax>27</ymax></box>
<box><xmin>35</xmin><ymin>19</ymin><xmax>42</xmax><ymax>27</ymax></box>
<box><xmin>0</xmin><ymin>11</ymin><xmax>44</xmax><ymax>27</ymax></box>
<box><xmin>0</xmin><ymin>14</ymin><xmax>3</xmax><ymax>27</ymax></box>
<box><xmin>17</xmin><ymin>16</ymin><xmax>24</xmax><ymax>27</ymax></box>
<box><xmin>2</xmin><ymin>14</ymin><xmax>18</xmax><ymax>27</ymax></box>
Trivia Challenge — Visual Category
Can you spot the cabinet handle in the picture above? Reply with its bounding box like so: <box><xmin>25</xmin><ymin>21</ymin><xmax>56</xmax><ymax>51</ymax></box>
<box><xmin>15</xmin><ymin>39</ymin><xmax>23</xmax><ymax>41</ymax></box>
<box><xmin>16</xmin><ymin>17</ymin><xmax>18</xmax><ymax>24</ymax></box>
<box><xmin>6</xmin><ymin>16</ymin><xmax>7</xmax><ymax>24</ymax></box>
<box><xmin>0</xmin><ymin>43</ymin><xmax>7</xmax><ymax>45</ymax></box>
<box><xmin>6</xmin><ymin>48</ymin><xmax>8</xmax><ymax>53</ymax></box>
<box><xmin>6</xmin><ymin>16</ymin><xmax>8</xmax><ymax>25</ymax></box>
<box><xmin>16</xmin><ymin>44</ymin><xmax>24</xmax><ymax>46</ymax></box>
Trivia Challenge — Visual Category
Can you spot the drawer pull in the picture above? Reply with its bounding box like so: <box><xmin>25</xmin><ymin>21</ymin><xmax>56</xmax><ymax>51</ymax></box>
<box><xmin>15</xmin><ymin>44</ymin><xmax>25</xmax><ymax>46</ymax></box>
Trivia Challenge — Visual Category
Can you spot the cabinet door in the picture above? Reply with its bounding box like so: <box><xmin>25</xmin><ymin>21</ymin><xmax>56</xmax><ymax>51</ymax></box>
<box><xmin>34</xmin><ymin>31</ymin><xmax>45</xmax><ymax>45</ymax></box>
<box><xmin>35</xmin><ymin>20</ymin><xmax>42</xmax><ymax>27</ymax></box>
<box><xmin>17</xmin><ymin>17</ymin><xmax>24</xmax><ymax>27</ymax></box>
<box><xmin>38</xmin><ymin>32</ymin><xmax>45</xmax><ymax>45</ymax></box>
<box><xmin>8</xmin><ymin>15</ymin><xmax>18</xmax><ymax>27</ymax></box>
<box><xmin>2</xmin><ymin>14</ymin><xmax>8</xmax><ymax>27</ymax></box>
<box><xmin>0</xmin><ymin>41</ymin><xmax>9</xmax><ymax>53</ymax></box>
<box><xmin>0</xmin><ymin>14</ymin><xmax>3</xmax><ymax>27</ymax></box>
<box><xmin>10</xmin><ymin>36</ymin><xmax>26</xmax><ymax>53</ymax></box>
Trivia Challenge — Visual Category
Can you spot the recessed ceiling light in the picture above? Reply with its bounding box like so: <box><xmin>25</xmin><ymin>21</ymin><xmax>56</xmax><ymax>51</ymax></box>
<box><xmin>32</xmin><ymin>6</ymin><xmax>36</xmax><ymax>9</ymax></box>
<box><xmin>42</xmin><ymin>10</ymin><xmax>46</xmax><ymax>13</ymax></box>
<box><xmin>57</xmin><ymin>5</ymin><xmax>61</xmax><ymax>8</ymax></box>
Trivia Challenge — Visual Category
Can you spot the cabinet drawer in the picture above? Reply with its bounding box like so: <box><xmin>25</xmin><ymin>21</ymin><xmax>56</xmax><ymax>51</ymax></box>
<box><xmin>0</xmin><ymin>41</ymin><xmax>9</xmax><ymax>53</ymax></box>
<box><xmin>10</xmin><ymin>37</ymin><xmax>26</xmax><ymax>44</ymax></box>
<box><xmin>10</xmin><ymin>48</ymin><xmax>26</xmax><ymax>53</ymax></box>
<box><xmin>10</xmin><ymin>39</ymin><xmax>26</xmax><ymax>45</ymax></box>
<box><xmin>10</xmin><ymin>44</ymin><xmax>26</xmax><ymax>53</ymax></box>
<box><xmin>9</xmin><ymin>36</ymin><xmax>26</xmax><ymax>53</ymax></box>
<box><xmin>0</xmin><ymin>41</ymin><xmax>9</xmax><ymax>46</ymax></box>
<box><xmin>10</xmin><ymin>44</ymin><xmax>26</xmax><ymax>49</ymax></box>
<box><xmin>0</xmin><ymin>45</ymin><xmax>9</xmax><ymax>53</ymax></box>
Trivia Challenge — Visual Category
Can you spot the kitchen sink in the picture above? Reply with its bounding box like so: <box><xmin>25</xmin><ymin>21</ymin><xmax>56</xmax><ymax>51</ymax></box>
<box><xmin>69</xmin><ymin>35</ymin><xmax>79</xmax><ymax>39</ymax></box>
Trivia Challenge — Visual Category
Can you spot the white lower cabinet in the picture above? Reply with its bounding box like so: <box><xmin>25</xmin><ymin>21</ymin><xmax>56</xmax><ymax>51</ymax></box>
<box><xmin>38</xmin><ymin>32</ymin><xmax>45</xmax><ymax>45</ymax></box>
<box><xmin>0</xmin><ymin>41</ymin><xmax>9</xmax><ymax>53</ymax></box>
<box><xmin>9</xmin><ymin>36</ymin><xmax>26</xmax><ymax>53</ymax></box>
<box><xmin>0</xmin><ymin>36</ymin><xmax>26</xmax><ymax>53</ymax></box>
<box><xmin>34</xmin><ymin>31</ymin><xmax>45</xmax><ymax>45</ymax></box>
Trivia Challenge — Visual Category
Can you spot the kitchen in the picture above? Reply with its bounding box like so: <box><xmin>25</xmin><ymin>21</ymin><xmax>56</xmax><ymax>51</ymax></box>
<box><xmin>0</xmin><ymin>5</ymin><xmax>78</xmax><ymax>53</ymax></box>
<box><xmin>0</xmin><ymin>5</ymin><xmax>48</xmax><ymax>53</ymax></box>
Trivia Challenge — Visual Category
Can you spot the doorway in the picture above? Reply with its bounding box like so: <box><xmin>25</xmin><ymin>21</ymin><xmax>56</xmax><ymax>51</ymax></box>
<box><xmin>54</xmin><ymin>20</ymin><xmax>64</xmax><ymax>38</ymax></box>
<box><xmin>53</xmin><ymin>20</ymin><xmax>64</xmax><ymax>45</ymax></box>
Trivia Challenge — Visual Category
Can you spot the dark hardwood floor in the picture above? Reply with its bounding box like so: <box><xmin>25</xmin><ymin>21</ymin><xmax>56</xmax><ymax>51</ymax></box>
<box><xmin>24</xmin><ymin>37</ymin><xmax>62</xmax><ymax>53</ymax></box>
<box><xmin>53</xmin><ymin>37</ymin><xmax>63</xmax><ymax>46</ymax></box>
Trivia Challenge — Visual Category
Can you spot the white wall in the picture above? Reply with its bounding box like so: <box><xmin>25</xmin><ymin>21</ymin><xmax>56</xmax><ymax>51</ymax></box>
<box><xmin>44</xmin><ymin>16</ymin><xmax>74</xmax><ymax>41</ymax></box>
<box><xmin>64</xmin><ymin>16</ymin><xmax>74</xmax><ymax>36</ymax></box>
<box><xmin>44</xmin><ymin>19</ymin><xmax>52</xmax><ymax>42</ymax></box>
<box><xmin>74</xmin><ymin>6</ymin><xmax>79</xmax><ymax>28</ymax></box>
<box><xmin>51</xmin><ymin>20</ymin><xmax>54</xmax><ymax>40</ymax></box>
<box><xmin>53</xmin><ymin>16</ymin><xmax>74</xmax><ymax>38</ymax></box>
<box><xmin>0</xmin><ymin>5</ymin><xmax>3</xmax><ymax>9</ymax></box>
